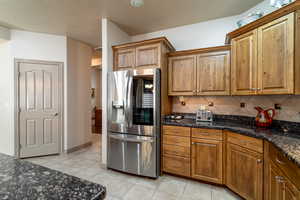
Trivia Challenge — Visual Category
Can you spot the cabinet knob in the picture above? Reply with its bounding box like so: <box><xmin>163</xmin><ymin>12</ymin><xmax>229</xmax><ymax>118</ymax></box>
<box><xmin>276</xmin><ymin>157</ymin><xmax>285</xmax><ymax>165</ymax></box>
<box><xmin>257</xmin><ymin>159</ymin><xmax>263</xmax><ymax>164</ymax></box>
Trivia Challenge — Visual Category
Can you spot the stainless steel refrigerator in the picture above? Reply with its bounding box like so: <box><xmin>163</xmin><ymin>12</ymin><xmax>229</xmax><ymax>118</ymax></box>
<box><xmin>107</xmin><ymin>68</ymin><xmax>160</xmax><ymax>178</ymax></box>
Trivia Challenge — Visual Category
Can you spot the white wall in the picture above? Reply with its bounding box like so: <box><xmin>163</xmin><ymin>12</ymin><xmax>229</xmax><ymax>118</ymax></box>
<box><xmin>131</xmin><ymin>15</ymin><xmax>239</xmax><ymax>50</ymax></box>
<box><xmin>101</xmin><ymin>18</ymin><xmax>131</xmax><ymax>164</ymax></box>
<box><xmin>0</xmin><ymin>41</ymin><xmax>14</xmax><ymax>155</ymax></box>
<box><xmin>66</xmin><ymin>37</ymin><xmax>93</xmax><ymax>150</ymax></box>
<box><xmin>131</xmin><ymin>0</ymin><xmax>280</xmax><ymax>51</ymax></box>
<box><xmin>0</xmin><ymin>30</ymin><xmax>68</xmax><ymax>156</ymax></box>
<box><xmin>0</xmin><ymin>26</ymin><xmax>10</xmax><ymax>42</ymax></box>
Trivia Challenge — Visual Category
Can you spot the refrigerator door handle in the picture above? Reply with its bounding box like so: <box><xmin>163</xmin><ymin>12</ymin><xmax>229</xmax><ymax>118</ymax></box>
<box><xmin>109</xmin><ymin>134</ymin><xmax>154</xmax><ymax>143</ymax></box>
<box><xmin>125</xmin><ymin>73</ymin><xmax>133</xmax><ymax>127</ymax></box>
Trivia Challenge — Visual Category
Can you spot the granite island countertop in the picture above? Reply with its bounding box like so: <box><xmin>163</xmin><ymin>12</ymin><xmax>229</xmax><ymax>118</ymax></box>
<box><xmin>0</xmin><ymin>153</ymin><xmax>106</xmax><ymax>200</ymax></box>
<box><xmin>163</xmin><ymin>117</ymin><xmax>300</xmax><ymax>168</ymax></box>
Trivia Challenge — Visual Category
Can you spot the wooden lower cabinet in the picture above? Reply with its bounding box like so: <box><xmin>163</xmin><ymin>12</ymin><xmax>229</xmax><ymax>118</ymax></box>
<box><xmin>226</xmin><ymin>143</ymin><xmax>263</xmax><ymax>200</ymax></box>
<box><xmin>162</xmin><ymin>126</ymin><xmax>300</xmax><ymax>200</ymax></box>
<box><xmin>191</xmin><ymin>138</ymin><xmax>223</xmax><ymax>184</ymax></box>
<box><xmin>163</xmin><ymin>155</ymin><xmax>191</xmax><ymax>177</ymax></box>
<box><xmin>266</xmin><ymin>160</ymin><xmax>300</xmax><ymax>200</ymax></box>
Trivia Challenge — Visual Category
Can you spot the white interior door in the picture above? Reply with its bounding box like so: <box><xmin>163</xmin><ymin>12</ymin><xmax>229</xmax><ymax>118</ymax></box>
<box><xmin>18</xmin><ymin>60</ymin><xmax>62</xmax><ymax>158</ymax></box>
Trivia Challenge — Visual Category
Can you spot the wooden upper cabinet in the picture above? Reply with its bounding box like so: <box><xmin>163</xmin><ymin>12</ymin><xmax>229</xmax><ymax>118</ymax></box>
<box><xmin>168</xmin><ymin>46</ymin><xmax>231</xmax><ymax>96</ymax></box>
<box><xmin>113</xmin><ymin>37</ymin><xmax>175</xmax><ymax>71</ymax></box>
<box><xmin>135</xmin><ymin>44</ymin><xmax>160</xmax><ymax>68</ymax></box>
<box><xmin>168</xmin><ymin>55</ymin><xmax>197</xmax><ymax>95</ymax></box>
<box><xmin>114</xmin><ymin>48</ymin><xmax>135</xmax><ymax>70</ymax></box>
<box><xmin>197</xmin><ymin>51</ymin><xmax>230</xmax><ymax>95</ymax></box>
<box><xmin>191</xmin><ymin>138</ymin><xmax>223</xmax><ymax>184</ymax></box>
<box><xmin>226</xmin><ymin>143</ymin><xmax>263</xmax><ymax>200</ymax></box>
<box><xmin>231</xmin><ymin>30</ymin><xmax>258</xmax><ymax>95</ymax></box>
<box><xmin>257</xmin><ymin>13</ymin><xmax>295</xmax><ymax>94</ymax></box>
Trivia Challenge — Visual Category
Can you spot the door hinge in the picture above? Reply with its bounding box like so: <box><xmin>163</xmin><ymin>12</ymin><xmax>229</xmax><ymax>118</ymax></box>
<box><xmin>18</xmin><ymin>72</ymin><xmax>21</xmax><ymax>78</ymax></box>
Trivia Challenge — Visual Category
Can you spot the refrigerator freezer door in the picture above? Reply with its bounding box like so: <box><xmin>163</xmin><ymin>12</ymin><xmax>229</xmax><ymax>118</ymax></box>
<box><xmin>107</xmin><ymin>132</ymin><xmax>157</xmax><ymax>178</ymax></box>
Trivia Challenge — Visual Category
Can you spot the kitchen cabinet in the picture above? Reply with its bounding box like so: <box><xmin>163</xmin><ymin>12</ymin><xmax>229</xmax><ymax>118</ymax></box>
<box><xmin>231</xmin><ymin>30</ymin><xmax>258</xmax><ymax>95</ymax></box>
<box><xmin>113</xmin><ymin>37</ymin><xmax>174</xmax><ymax>71</ymax></box>
<box><xmin>257</xmin><ymin>13</ymin><xmax>294</xmax><ymax>94</ymax></box>
<box><xmin>226</xmin><ymin>132</ymin><xmax>263</xmax><ymax>200</ymax></box>
<box><xmin>197</xmin><ymin>51</ymin><xmax>230</xmax><ymax>95</ymax></box>
<box><xmin>265</xmin><ymin>142</ymin><xmax>300</xmax><ymax>200</ymax></box>
<box><xmin>114</xmin><ymin>48</ymin><xmax>135</xmax><ymax>70</ymax></box>
<box><xmin>162</xmin><ymin>126</ymin><xmax>191</xmax><ymax>177</ymax></box>
<box><xmin>168</xmin><ymin>55</ymin><xmax>197</xmax><ymax>95</ymax></box>
<box><xmin>267</xmin><ymin>160</ymin><xmax>300</xmax><ymax>200</ymax></box>
<box><xmin>168</xmin><ymin>46</ymin><xmax>231</xmax><ymax>96</ymax></box>
<box><xmin>113</xmin><ymin>37</ymin><xmax>175</xmax><ymax>116</ymax></box>
<box><xmin>230</xmin><ymin>11</ymin><xmax>299</xmax><ymax>95</ymax></box>
<box><xmin>191</xmin><ymin>138</ymin><xmax>223</xmax><ymax>184</ymax></box>
<box><xmin>135</xmin><ymin>43</ymin><xmax>160</xmax><ymax>68</ymax></box>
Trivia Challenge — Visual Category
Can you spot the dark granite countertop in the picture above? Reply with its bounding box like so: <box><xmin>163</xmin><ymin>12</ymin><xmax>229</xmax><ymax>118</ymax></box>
<box><xmin>0</xmin><ymin>153</ymin><xmax>106</xmax><ymax>200</ymax></box>
<box><xmin>163</xmin><ymin>114</ymin><xmax>300</xmax><ymax>168</ymax></box>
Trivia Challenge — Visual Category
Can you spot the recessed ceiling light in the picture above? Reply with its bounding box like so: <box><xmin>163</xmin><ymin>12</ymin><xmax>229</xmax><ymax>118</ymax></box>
<box><xmin>130</xmin><ymin>0</ymin><xmax>144</xmax><ymax>7</ymax></box>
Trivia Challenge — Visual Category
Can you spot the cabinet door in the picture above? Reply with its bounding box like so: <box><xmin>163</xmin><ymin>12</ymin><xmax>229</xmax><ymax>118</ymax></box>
<box><xmin>191</xmin><ymin>138</ymin><xmax>223</xmax><ymax>184</ymax></box>
<box><xmin>231</xmin><ymin>30</ymin><xmax>258</xmax><ymax>95</ymax></box>
<box><xmin>135</xmin><ymin>44</ymin><xmax>160</xmax><ymax>68</ymax></box>
<box><xmin>257</xmin><ymin>13</ymin><xmax>294</xmax><ymax>94</ymax></box>
<box><xmin>197</xmin><ymin>51</ymin><xmax>230</xmax><ymax>95</ymax></box>
<box><xmin>114</xmin><ymin>48</ymin><xmax>135</xmax><ymax>70</ymax></box>
<box><xmin>168</xmin><ymin>55</ymin><xmax>197</xmax><ymax>95</ymax></box>
<box><xmin>284</xmin><ymin>178</ymin><xmax>300</xmax><ymax>200</ymax></box>
<box><xmin>267</xmin><ymin>160</ymin><xmax>284</xmax><ymax>200</ymax></box>
<box><xmin>226</xmin><ymin>143</ymin><xmax>263</xmax><ymax>200</ymax></box>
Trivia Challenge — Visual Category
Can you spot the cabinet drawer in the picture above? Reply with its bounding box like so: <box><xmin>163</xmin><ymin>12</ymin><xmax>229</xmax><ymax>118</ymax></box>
<box><xmin>163</xmin><ymin>135</ymin><xmax>190</xmax><ymax>147</ymax></box>
<box><xmin>269</xmin><ymin>143</ymin><xmax>300</xmax><ymax>188</ymax></box>
<box><xmin>226</xmin><ymin>131</ymin><xmax>263</xmax><ymax>153</ymax></box>
<box><xmin>163</xmin><ymin>126</ymin><xmax>191</xmax><ymax>137</ymax></box>
<box><xmin>163</xmin><ymin>144</ymin><xmax>190</xmax><ymax>158</ymax></box>
<box><xmin>163</xmin><ymin>155</ymin><xmax>191</xmax><ymax>177</ymax></box>
<box><xmin>192</xmin><ymin>128</ymin><xmax>223</xmax><ymax>140</ymax></box>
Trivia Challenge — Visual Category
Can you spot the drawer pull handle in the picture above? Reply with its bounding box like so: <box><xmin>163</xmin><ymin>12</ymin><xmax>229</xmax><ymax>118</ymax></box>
<box><xmin>276</xmin><ymin>157</ymin><xmax>286</xmax><ymax>165</ymax></box>
<box><xmin>275</xmin><ymin>176</ymin><xmax>285</xmax><ymax>183</ymax></box>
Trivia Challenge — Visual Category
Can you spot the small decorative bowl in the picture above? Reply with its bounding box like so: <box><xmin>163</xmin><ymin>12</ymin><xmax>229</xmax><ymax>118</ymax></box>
<box><xmin>237</xmin><ymin>12</ymin><xmax>264</xmax><ymax>27</ymax></box>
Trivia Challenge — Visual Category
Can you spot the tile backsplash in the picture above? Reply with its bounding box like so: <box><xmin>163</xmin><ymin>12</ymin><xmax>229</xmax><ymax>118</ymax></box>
<box><xmin>172</xmin><ymin>95</ymin><xmax>300</xmax><ymax>122</ymax></box>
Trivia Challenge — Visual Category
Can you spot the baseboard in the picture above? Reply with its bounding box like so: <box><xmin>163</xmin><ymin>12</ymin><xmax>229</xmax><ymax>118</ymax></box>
<box><xmin>65</xmin><ymin>141</ymin><xmax>92</xmax><ymax>153</ymax></box>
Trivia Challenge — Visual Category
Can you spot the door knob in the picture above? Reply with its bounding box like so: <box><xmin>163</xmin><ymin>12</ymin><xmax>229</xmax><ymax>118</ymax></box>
<box><xmin>54</xmin><ymin>113</ymin><xmax>59</xmax><ymax>116</ymax></box>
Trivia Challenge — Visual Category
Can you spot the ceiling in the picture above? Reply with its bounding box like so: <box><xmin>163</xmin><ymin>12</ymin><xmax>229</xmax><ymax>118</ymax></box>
<box><xmin>0</xmin><ymin>0</ymin><xmax>263</xmax><ymax>47</ymax></box>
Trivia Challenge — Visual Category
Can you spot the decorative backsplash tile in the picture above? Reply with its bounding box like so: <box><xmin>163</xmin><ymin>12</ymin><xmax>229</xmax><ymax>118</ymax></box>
<box><xmin>172</xmin><ymin>95</ymin><xmax>300</xmax><ymax>122</ymax></box>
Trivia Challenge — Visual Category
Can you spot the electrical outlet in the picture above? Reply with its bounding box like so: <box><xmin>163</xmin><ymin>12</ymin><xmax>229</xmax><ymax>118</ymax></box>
<box><xmin>274</xmin><ymin>104</ymin><xmax>282</xmax><ymax>110</ymax></box>
<box><xmin>240</xmin><ymin>102</ymin><xmax>246</xmax><ymax>108</ymax></box>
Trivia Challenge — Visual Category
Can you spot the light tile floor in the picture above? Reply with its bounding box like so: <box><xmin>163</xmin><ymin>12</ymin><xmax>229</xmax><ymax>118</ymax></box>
<box><xmin>26</xmin><ymin>134</ymin><xmax>241</xmax><ymax>200</ymax></box>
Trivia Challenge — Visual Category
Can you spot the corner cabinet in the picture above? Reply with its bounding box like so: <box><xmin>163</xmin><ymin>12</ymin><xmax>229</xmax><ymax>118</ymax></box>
<box><xmin>265</xmin><ymin>142</ymin><xmax>300</xmax><ymax>200</ymax></box>
<box><xmin>231</xmin><ymin>12</ymin><xmax>299</xmax><ymax>95</ymax></box>
<box><xmin>168</xmin><ymin>46</ymin><xmax>231</xmax><ymax>96</ymax></box>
